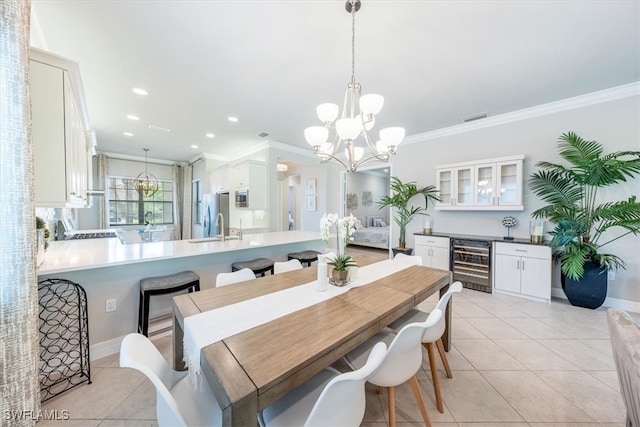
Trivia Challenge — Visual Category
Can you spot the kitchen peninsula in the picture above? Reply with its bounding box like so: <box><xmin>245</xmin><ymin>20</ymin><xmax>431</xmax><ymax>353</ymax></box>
<box><xmin>37</xmin><ymin>231</ymin><xmax>324</xmax><ymax>359</ymax></box>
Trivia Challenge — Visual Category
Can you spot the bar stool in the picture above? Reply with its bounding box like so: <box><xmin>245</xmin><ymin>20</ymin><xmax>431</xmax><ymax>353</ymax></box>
<box><xmin>138</xmin><ymin>270</ymin><xmax>200</xmax><ymax>337</ymax></box>
<box><xmin>231</xmin><ymin>258</ymin><xmax>274</xmax><ymax>277</ymax></box>
<box><xmin>287</xmin><ymin>250</ymin><xmax>322</xmax><ymax>267</ymax></box>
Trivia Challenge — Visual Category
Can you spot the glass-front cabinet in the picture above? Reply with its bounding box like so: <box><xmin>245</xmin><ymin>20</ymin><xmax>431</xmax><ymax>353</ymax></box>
<box><xmin>436</xmin><ymin>155</ymin><xmax>524</xmax><ymax>210</ymax></box>
<box><xmin>435</xmin><ymin>166</ymin><xmax>474</xmax><ymax>208</ymax></box>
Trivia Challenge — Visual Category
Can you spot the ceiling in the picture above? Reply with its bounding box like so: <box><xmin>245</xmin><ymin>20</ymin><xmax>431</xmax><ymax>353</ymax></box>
<box><xmin>31</xmin><ymin>1</ymin><xmax>640</xmax><ymax>163</ymax></box>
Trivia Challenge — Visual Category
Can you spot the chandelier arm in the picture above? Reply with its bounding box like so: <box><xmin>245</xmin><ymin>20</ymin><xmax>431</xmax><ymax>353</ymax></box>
<box><xmin>316</xmin><ymin>151</ymin><xmax>350</xmax><ymax>171</ymax></box>
<box><xmin>353</xmin><ymin>152</ymin><xmax>393</xmax><ymax>169</ymax></box>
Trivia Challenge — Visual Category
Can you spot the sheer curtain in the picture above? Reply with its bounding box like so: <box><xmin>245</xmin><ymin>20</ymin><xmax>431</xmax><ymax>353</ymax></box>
<box><xmin>172</xmin><ymin>164</ymin><xmax>182</xmax><ymax>240</ymax></box>
<box><xmin>97</xmin><ymin>153</ymin><xmax>108</xmax><ymax>229</ymax></box>
<box><xmin>181</xmin><ymin>164</ymin><xmax>193</xmax><ymax>239</ymax></box>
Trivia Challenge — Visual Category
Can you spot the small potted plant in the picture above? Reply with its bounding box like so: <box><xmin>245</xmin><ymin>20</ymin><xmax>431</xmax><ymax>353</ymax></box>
<box><xmin>530</xmin><ymin>131</ymin><xmax>640</xmax><ymax>308</ymax></box>
<box><xmin>378</xmin><ymin>176</ymin><xmax>439</xmax><ymax>256</ymax></box>
<box><xmin>320</xmin><ymin>213</ymin><xmax>358</xmax><ymax>286</ymax></box>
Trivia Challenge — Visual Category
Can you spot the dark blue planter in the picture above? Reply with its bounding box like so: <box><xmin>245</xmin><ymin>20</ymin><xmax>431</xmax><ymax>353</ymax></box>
<box><xmin>561</xmin><ymin>261</ymin><xmax>608</xmax><ymax>309</ymax></box>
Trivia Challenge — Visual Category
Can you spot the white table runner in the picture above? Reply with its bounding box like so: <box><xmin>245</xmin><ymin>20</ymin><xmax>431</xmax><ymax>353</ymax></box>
<box><xmin>183</xmin><ymin>258</ymin><xmax>413</xmax><ymax>384</ymax></box>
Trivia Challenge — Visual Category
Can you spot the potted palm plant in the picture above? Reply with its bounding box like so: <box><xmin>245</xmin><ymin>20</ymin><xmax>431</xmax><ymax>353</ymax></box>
<box><xmin>378</xmin><ymin>176</ymin><xmax>439</xmax><ymax>256</ymax></box>
<box><xmin>530</xmin><ymin>131</ymin><xmax>640</xmax><ymax>308</ymax></box>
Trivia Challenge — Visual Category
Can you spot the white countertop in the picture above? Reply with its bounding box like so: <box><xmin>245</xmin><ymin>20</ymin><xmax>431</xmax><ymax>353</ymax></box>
<box><xmin>38</xmin><ymin>231</ymin><xmax>322</xmax><ymax>275</ymax></box>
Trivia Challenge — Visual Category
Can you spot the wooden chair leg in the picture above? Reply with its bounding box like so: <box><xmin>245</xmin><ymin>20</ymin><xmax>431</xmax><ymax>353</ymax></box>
<box><xmin>425</xmin><ymin>342</ymin><xmax>444</xmax><ymax>413</ymax></box>
<box><xmin>387</xmin><ymin>386</ymin><xmax>396</xmax><ymax>427</ymax></box>
<box><xmin>377</xmin><ymin>386</ymin><xmax>383</xmax><ymax>395</ymax></box>
<box><xmin>408</xmin><ymin>375</ymin><xmax>432</xmax><ymax>427</ymax></box>
<box><xmin>436</xmin><ymin>338</ymin><xmax>452</xmax><ymax>378</ymax></box>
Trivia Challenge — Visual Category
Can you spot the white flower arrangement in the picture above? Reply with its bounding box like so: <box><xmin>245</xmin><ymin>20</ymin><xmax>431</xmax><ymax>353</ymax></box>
<box><xmin>320</xmin><ymin>213</ymin><xmax>358</xmax><ymax>271</ymax></box>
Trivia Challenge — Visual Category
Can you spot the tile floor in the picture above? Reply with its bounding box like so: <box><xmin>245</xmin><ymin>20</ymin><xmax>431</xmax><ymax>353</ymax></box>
<box><xmin>39</xmin><ymin>247</ymin><xmax>631</xmax><ymax>426</ymax></box>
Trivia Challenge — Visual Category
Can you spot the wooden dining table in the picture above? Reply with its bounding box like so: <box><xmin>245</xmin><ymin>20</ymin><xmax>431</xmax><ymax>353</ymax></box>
<box><xmin>172</xmin><ymin>254</ymin><xmax>452</xmax><ymax>426</ymax></box>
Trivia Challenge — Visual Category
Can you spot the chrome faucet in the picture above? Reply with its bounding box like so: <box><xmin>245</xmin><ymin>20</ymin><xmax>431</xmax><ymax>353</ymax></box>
<box><xmin>216</xmin><ymin>213</ymin><xmax>225</xmax><ymax>241</ymax></box>
<box><xmin>238</xmin><ymin>218</ymin><xmax>243</xmax><ymax>240</ymax></box>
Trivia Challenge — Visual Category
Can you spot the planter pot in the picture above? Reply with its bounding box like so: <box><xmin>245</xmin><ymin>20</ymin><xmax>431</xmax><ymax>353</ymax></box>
<box><xmin>330</xmin><ymin>269</ymin><xmax>349</xmax><ymax>287</ymax></box>
<box><xmin>391</xmin><ymin>247</ymin><xmax>413</xmax><ymax>257</ymax></box>
<box><xmin>561</xmin><ymin>261</ymin><xmax>608</xmax><ymax>309</ymax></box>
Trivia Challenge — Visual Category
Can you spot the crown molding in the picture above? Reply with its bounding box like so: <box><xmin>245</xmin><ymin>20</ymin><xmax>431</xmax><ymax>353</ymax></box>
<box><xmin>99</xmin><ymin>151</ymin><xmax>177</xmax><ymax>165</ymax></box>
<box><xmin>403</xmin><ymin>82</ymin><xmax>640</xmax><ymax>144</ymax></box>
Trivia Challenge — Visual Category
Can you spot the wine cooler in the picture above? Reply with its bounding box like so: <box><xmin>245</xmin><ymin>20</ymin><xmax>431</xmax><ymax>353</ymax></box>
<box><xmin>451</xmin><ymin>238</ymin><xmax>492</xmax><ymax>293</ymax></box>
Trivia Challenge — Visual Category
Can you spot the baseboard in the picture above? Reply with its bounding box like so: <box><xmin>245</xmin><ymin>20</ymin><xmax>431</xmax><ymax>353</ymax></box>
<box><xmin>90</xmin><ymin>335</ymin><xmax>124</xmax><ymax>361</ymax></box>
<box><xmin>551</xmin><ymin>287</ymin><xmax>640</xmax><ymax>313</ymax></box>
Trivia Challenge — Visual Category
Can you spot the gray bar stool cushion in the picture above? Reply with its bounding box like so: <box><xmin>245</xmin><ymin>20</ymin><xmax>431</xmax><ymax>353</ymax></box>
<box><xmin>141</xmin><ymin>270</ymin><xmax>200</xmax><ymax>291</ymax></box>
<box><xmin>232</xmin><ymin>258</ymin><xmax>274</xmax><ymax>276</ymax></box>
<box><xmin>288</xmin><ymin>250</ymin><xmax>322</xmax><ymax>267</ymax></box>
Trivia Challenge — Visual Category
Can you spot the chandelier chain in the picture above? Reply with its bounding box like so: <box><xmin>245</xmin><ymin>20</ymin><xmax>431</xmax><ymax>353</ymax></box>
<box><xmin>351</xmin><ymin>1</ymin><xmax>356</xmax><ymax>84</ymax></box>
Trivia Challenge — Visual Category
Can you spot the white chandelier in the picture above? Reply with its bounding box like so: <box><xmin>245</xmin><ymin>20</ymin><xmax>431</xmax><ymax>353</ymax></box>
<box><xmin>304</xmin><ymin>0</ymin><xmax>404</xmax><ymax>172</ymax></box>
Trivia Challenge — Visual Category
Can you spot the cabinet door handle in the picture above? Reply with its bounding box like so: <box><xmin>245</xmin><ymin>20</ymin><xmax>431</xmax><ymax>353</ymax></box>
<box><xmin>515</xmin><ymin>249</ymin><xmax>528</xmax><ymax>253</ymax></box>
<box><xmin>522</xmin><ymin>260</ymin><xmax>525</xmax><ymax>270</ymax></box>
<box><xmin>516</xmin><ymin>260</ymin><xmax>520</xmax><ymax>270</ymax></box>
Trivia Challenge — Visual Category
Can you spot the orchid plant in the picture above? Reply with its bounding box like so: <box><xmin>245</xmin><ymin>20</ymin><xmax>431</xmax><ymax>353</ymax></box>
<box><xmin>320</xmin><ymin>213</ymin><xmax>358</xmax><ymax>271</ymax></box>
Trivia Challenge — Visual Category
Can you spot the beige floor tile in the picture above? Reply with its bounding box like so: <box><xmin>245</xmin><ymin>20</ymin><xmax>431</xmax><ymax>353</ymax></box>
<box><xmin>453</xmin><ymin>302</ymin><xmax>494</xmax><ymax>318</ymax></box>
<box><xmin>534</xmin><ymin>370</ymin><xmax>627</xmax><ymax>423</ymax></box>
<box><xmin>362</xmin><ymin>383</ymin><xmax>386</xmax><ymax>423</ymax></box>
<box><xmin>528</xmin><ymin>424</ymin><xmax>601</xmax><ymax>427</ymax></box>
<box><xmin>36</xmin><ymin>420</ymin><xmax>101</xmax><ymax>427</ymax></box>
<box><xmin>377</xmin><ymin>371</ymin><xmax>456</xmax><ymax>424</ymax></box>
<box><xmin>451</xmin><ymin>317</ymin><xmax>487</xmax><ymax>339</ymax></box>
<box><xmin>106</xmin><ymin>380</ymin><xmax>156</xmax><ymax>420</ymax></box>
<box><xmin>492</xmin><ymin>339</ymin><xmax>580</xmax><ymax>371</ymax></box>
<box><xmin>579</xmin><ymin>338</ymin><xmax>614</xmax><ymax>357</ymax></box>
<box><xmin>438</xmin><ymin>370</ymin><xmax>523</xmax><ymax>422</ymax></box>
<box><xmin>481</xmin><ymin>371</ymin><xmax>594</xmax><ymax>423</ymax></box>
<box><xmin>459</xmin><ymin>424</ymin><xmax>528</xmax><ymax>427</ymax></box>
<box><xmin>92</xmin><ymin>352</ymin><xmax>120</xmax><ymax>368</ymax></box>
<box><xmin>467</xmin><ymin>318</ymin><xmax>529</xmax><ymax>339</ymax></box>
<box><xmin>421</xmin><ymin>344</ymin><xmax>475</xmax><ymax>372</ymax></box>
<box><xmin>586</xmin><ymin>370</ymin><xmax>620</xmax><ymax>391</ymax></box>
<box><xmin>99</xmin><ymin>421</ymin><xmax>159</xmax><ymax>427</ymax></box>
<box><xmin>474</xmin><ymin>302</ymin><xmax>531</xmax><ymax>317</ymax></box>
<box><xmin>453</xmin><ymin>340</ymin><xmax>527</xmax><ymax>371</ymax></box>
<box><xmin>41</xmin><ymin>367</ymin><xmax>146</xmax><ymax>419</ymax></box>
<box><xmin>506</xmin><ymin>317</ymin><xmax>571</xmax><ymax>339</ymax></box>
<box><xmin>536</xmin><ymin>339</ymin><xmax>616</xmax><ymax>370</ymax></box>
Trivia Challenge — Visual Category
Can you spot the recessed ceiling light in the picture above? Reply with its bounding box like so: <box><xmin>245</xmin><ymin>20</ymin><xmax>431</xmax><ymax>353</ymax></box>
<box><xmin>228</xmin><ymin>116</ymin><xmax>239</xmax><ymax>122</ymax></box>
<box><xmin>191</xmin><ymin>145</ymin><xmax>199</xmax><ymax>149</ymax></box>
<box><xmin>126</xmin><ymin>115</ymin><xmax>140</xmax><ymax>121</ymax></box>
<box><xmin>123</xmin><ymin>132</ymin><xmax>133</xmax><ymax>137</ymax></box>
<box><xmin>205</xmin><ymin>133</ymin><xmax>215</xmax><ymax>138</ymax></box>
<box><xmin>132</xmin><ymin>87</ymin><xmax>148</xmax><ymax>96</ymax></box>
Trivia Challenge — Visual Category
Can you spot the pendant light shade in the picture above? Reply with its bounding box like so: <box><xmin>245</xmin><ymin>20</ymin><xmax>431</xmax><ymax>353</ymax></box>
<box><xmin>134</xmin><ymin>148</ymin><xmax>159</xmax><ymax>197</ymax></box>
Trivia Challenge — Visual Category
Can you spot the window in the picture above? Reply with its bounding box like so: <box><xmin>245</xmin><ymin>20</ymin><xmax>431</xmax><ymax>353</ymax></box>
<box><xmin>108</xmin><ymin>177</ymin><xmax>174</xmax><ymax>226</ymax></box>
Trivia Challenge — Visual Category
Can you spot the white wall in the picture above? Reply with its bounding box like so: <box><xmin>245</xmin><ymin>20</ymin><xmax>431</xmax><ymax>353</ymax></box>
<box><xmin>392</xmin><ymin>94</ymin><xmax>640</xmax><ymax>303</ymax></box>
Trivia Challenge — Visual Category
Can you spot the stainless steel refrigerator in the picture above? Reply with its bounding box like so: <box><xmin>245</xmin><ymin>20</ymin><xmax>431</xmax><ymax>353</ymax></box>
<box><xmin>202</xmin><ymin>192</ymin><xmax>229</xmax><ymax>238</ymax></box>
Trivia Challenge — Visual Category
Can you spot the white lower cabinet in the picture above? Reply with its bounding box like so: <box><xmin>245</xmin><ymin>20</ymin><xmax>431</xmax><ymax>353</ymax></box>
<box><xmin>493</xmin><ymin>242</ymin><xmax>551</xmax><ymax>302</ymax></box>
<box><xmin>414</xmin><ymin>235</ymin><xmax>450</xmax><ymax>270</ymax></box>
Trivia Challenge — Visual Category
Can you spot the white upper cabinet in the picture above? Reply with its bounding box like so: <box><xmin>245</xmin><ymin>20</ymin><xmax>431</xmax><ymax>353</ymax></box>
<box><xmin>209</xmin><ymin>165</ymin><xmax>230</xmax><ymax>193</ymax></box>
<box><xmin>31</xmin><ymin>48</ymin><xmax>94</xmax><ymax>208</ymax></box>
<box><xmin>231</xmin><ymin>161</ymin><xmax>267</xmax><ymax>209</ymax></box>
<box><xmin>436</xmin><ymin>155</ymin><xmax>524</xmax><ymax>211</ymax></box>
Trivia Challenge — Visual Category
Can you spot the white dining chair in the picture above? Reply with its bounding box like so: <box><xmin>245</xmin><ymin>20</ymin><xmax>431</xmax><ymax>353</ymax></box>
<box><xmin>215</xmin><ymin>268</ymin><xmax>256</xmax><ymax>287</ymax></box>
<box><xmin>273</xmin><ymin>259</ymin><xmax>303</xmax><ymax>274</ymax></box>
<box><xmin>345</xmin><ymin>309</ymin><xmax>444</xmax><ymax>427</ymax></box>
<box><xmin>259</xmin><ymin>342</ymin><xmax>387</xmax><ymax>427</ymax></box>
<box><xmin>393</xmin><ymin>253</ymin><xmax>423</xmax><ymax>265</ymax></box>
<box><xmin>118</xmin><ymin>229</ymin><xmax>143</xmax><ymax>244</ymax></box>
<box><xmin>387</xmin><ymin>281</ymin><xmax>463</xmax><ymax>413</ymax></box>
<box><xmin>119</xmin><ymin>333</ymin><xmax>221</xmax><ymax>427</ymax></box>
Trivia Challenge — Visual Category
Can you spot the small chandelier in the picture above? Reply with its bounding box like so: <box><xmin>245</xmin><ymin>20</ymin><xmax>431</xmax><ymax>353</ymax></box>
<box><xmin>134</xmin><ymin>148</ymin><xmax>159</xmax><ymax>197</ymax></box>
<box><xmin>304</xmin><ymin>0</ymin><xmax>405</xmax><ymax>172</ymax></box>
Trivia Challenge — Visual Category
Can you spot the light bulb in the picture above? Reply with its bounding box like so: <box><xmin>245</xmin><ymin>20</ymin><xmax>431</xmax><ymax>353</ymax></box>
<box><xmin>359</xmin><ymin>94</ymin><xmax>384</xmax><ymax>116</ymax></box>
<box><xmin>316</xmin><ymin>103</ymin><xmax>339</xmax><ymax>124</ymax></box>
<box><xmin>379</xmin><ymin>127</ymin><xmax>405</xmax><ymax>146</ymax></box>
<box><xmin>304</xmin><ymin>126</ymin><xmax>329</xmax><ymax>146</ymax></box>
<box><xmin>336</xmin><ymin>118</ymin><xmax>361</xmax><ymax>140</ymax></box>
